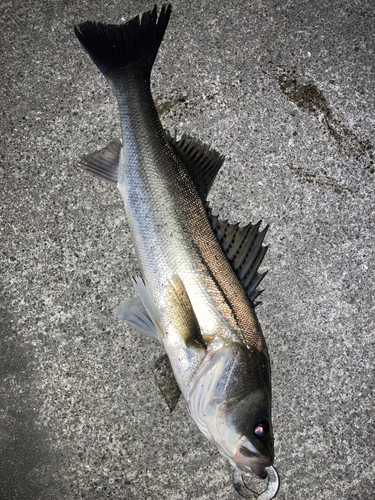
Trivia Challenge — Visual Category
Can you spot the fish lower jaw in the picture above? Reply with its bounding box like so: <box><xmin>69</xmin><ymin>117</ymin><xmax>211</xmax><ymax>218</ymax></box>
<box><xmin>242</xmin><ymin>459</ymin><xmax>274</xmax><ymax>479</ymax></box>
<box><xmin>233</xmin><ymin>453</ymin><xmax>273</xmax><ymax>479</ymax></box>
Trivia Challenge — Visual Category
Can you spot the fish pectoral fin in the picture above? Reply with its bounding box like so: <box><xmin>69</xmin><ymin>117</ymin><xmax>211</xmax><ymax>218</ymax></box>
<box><xmin>153</xmin><ymin>353</ymin><xmax>181</xmax><ymax>412</ymax></box>
<box><xmin>114</xmin><ymin>276</ymin><xmax>163</xmax><ymax>343</ymax></box>
<box><xmin>208</xmin><ymin>209</ymin><xmax>269</xmax><ymax>307</ymax></box>
<box><xmin>165</xmin><ymin>275</ymin><xmax>206</xmax><ymax>350</ymax></box>
<box><xmin>77</xmin><ymin>138</ymin><xmax>122</xmax><ymax>183</ymax></box>
<box><xmin>166</xmin><ymin>131</ymin><xmax>224</xmax><ymax>203</ymax></box>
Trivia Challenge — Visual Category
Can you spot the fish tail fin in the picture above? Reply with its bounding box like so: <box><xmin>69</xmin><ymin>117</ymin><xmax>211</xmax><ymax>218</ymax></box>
<box><xmin>74</xmin><ymin>4</ymin><xmax>171</xmax><ymax>78</ymax></box>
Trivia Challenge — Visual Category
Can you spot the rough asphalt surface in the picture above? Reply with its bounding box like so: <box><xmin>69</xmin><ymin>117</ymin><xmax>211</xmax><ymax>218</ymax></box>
<box><xmin>1</xmin><ymin>1</ymin><xmax>374</xmax><ymax>499</ymax></box>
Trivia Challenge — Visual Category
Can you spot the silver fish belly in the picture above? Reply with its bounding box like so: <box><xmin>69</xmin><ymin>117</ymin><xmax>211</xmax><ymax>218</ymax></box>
<box><xmin>75</xmin><ymin>4</ymin><xmax>276</xmax><ymax>485</ymax></box>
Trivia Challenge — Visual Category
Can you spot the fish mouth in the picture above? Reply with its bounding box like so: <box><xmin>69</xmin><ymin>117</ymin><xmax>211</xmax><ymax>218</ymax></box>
<box><xmin>248</xmin><ymin>456</ymin><xmax>273</xmax><ymax>479</ymax></box>
<box><xmin>234</xmin><ymin>447</ymin><xmax>273</xmax><ymax>479</ymax></box>
<box><xmin>250</xmin><ymin>465</ymin><xmax>268</xmax><ymax>479</ymax></box>
<box><xmin>235</xmin><ymin>460</ymin><xmax>272</xmax><ymax>480</ymax></box>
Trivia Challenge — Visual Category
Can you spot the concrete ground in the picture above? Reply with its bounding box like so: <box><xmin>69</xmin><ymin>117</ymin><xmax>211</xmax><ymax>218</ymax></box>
<box><xmin>1</xmin><ymin>1</ymin><xmax>374</xmax><ymax>499</ymax></box>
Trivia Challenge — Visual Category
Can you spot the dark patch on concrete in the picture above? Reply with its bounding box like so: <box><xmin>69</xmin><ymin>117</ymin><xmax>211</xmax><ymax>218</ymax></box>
<box><xmin>0</xmin><ymin>291</ymin><xmax>58</xmax><ymax>500</ymax></box>
<box><xmin>277</xmin><ymin>69</ymin><xmax>374</xmax><ymax>170</ymax></box>
<box><xmin>287</xmin><ymin>164</ymin><xmax>351</xmax><ymax>195</ymax></box>
<box><xmin>155</xmin><ymin>89</ymin><xmax>217</xmax><ymax>118</ymax></box>
<box><xmin>153</xmin><ymin>353</ymin><xmax>181</xmax><ymax>413</ymax></box>
<box><xmin>155</xmin><ymin>94</ymin><xmax>188</xmax><ymax>117</ymax></box>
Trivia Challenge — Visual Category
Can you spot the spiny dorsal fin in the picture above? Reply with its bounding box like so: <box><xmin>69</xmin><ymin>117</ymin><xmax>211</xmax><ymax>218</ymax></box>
<box><xmin>208</xmin><ymin>207</ymin><xmax>269</xmax><ymax>307</ymax></box>
<box><xmin>166</xmin><ymin>131</ymin><xmax>224</xmax><ymax>202</ymax></box>
<box><xmin>77</xmin><ymin>139</ymin><xmax>122</xmax><ymax>183</ymax></box>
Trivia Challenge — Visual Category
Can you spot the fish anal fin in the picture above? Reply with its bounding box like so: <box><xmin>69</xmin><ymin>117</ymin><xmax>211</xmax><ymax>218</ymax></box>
<box><xmin>166</xmin><ymin>131</ymin><xmax>224</xmax><ymax>202</ymax></box>
<box><xmin>153</xmin><ymin>353</ymin><xmax>181</xmax><ymax>412</ymax></box>
<box><xmin>208</xmin><ymin>208</ymin><xmax>269</xmax><ymax>307</ymax></box>
<box><xmin>77</xmin><ymin>138</ymin><xmax>122</xmax><ymax>183</ymax></box>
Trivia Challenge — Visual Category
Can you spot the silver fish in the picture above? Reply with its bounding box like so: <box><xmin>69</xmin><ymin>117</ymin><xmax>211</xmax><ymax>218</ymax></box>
<box><xmin>75</xmin><ymin>4</ymin><xmax>277</xmax><ymax>489</ymax></box>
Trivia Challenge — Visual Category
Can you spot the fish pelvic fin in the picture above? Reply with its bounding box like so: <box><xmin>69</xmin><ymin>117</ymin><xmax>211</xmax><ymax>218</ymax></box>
<box><xmin>77</xmin><ymin>139</ymin><xmax>122</xmax><ymax>183</ymax></box>
<box><xmin>114</xmin><ymin>276</ymin><xmax>164</xmax><ymax>343</ymax></box>
<box><xmin>74</xmin><ymin>4</ymin><xmax>171</xmax><ymax>78</ymax></box>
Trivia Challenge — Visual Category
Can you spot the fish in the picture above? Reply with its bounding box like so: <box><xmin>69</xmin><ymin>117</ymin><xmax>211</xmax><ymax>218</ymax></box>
<box><xmin>74</xmin><ymin>4</ymin><xmax>275</xmax><ymax>483</ymax></box>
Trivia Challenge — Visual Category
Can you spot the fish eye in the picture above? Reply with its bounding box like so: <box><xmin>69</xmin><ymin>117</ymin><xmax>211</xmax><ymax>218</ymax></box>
<box><xmin>253</xmin><ymin>419</ymin><xmax>269</xmax><ymax>438</ymax></box>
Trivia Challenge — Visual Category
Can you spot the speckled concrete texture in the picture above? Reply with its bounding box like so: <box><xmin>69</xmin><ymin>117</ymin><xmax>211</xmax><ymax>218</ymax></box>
<box><xmin>1</xmin><ymin>1</ymin><xmax>374</xmax><ymax>499</ymax></box>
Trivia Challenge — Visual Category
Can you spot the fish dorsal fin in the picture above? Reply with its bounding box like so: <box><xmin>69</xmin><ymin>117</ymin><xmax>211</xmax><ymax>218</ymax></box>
<box><xmin>166</xmin><ymin>131</ymin><xmax>224</xmax><ymax>202</ymax></box>
<box><xmin>113</xmin><ymin>276</ymin><xmax>163</xmax><ymax>343</ymax></box>
<box><xmin>208</xmin><ymin>207</ymin><xmax>269</xmax><ymax>307</ymax></box>
<box><xmin>77</xmin><ymin>139</ymin><xmax>122</xmax><ymax>183</ymax></box>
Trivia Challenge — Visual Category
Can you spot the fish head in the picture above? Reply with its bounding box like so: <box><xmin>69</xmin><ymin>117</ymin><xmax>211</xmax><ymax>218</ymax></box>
<box><xmin>189</xmin><ymin>342</ymin><xmax>273</xmax><ymax>478</ymax></box>
<box><xmin>229</xmin><ymin>383</ymin><xmax>274</xmax><ymax>478</ymax></box>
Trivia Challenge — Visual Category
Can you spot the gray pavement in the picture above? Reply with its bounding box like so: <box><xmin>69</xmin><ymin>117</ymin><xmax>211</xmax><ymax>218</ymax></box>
<box><xmin>1</xmin><ymin>1</ymin><xmax>374</xmax><ymax>499</ymax></box>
